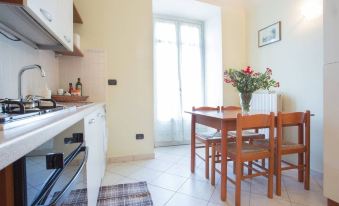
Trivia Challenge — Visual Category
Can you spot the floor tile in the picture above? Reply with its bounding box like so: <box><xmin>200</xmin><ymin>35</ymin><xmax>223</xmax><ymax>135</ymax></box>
<box><xmin>209</xmin><ymin>186</ymin><xmax>251</xmax><ymax>206</ymax></box>
<box><xmin>150</xmin><ymin>173</ymin><xmax>188</xmax><ymax>191</ymax></box>
<box><xmin>250</xmin><ymin>194</ymin><xmax>292</xmax><ymax>206</ymax></box>
<box><xmin>166</xmin><ymin>163</ymin><xmax>193</xmax><ymax>178</ymax></box>
<box><xmin>129</xmin><ymin>167</ymin><xmax>163</xmax><ymax>182</ymax></box>
<box><xmin>106</xmin><ymin>162</ymin><xmax>141</xmax><ymax>177</ymax></box>
<box><xmin>178</xmin><ymin>178</ymin><xmax>216</xmax><ymax>201</ymax></box>
<box><xmin>101</xmin><ymin>171</ymin><xmax>124</xmax><ymax>186</ymax></box>
<box><xmin>101</xmin><ymin>145</ymin><xmax>324</xmax><ymax>206</ymax></box>
<box><xmin>148</xmin><ymin>185</ymin><xmax>175</xmax><ymax>206</ymax></box>
<box><xmin>287</xmin><ymin>190</ymin><xmax>326</xmax><ymax>206</ymax></box>
<box><xmin>165</xmin><ymin>193</ymin><xmax>208</xmax><ymax>206</ymax></box>
<box><xmin>135</xmin><ymin>159</ymin><xmax>175</xmax><ymax>172</ymax></box>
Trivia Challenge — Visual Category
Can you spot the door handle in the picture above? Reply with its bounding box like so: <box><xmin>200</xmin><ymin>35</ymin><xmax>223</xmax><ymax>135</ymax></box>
<box><xmin>89</xmin><ymin>118</ymin><xmax>95</xmax><ymax>124</ymax></box>
<box><xmin>40</xmin><ymin>8</ymin><xmax>53</xmax><ymax>22</ymax></box>
<box><xmin>64</xmin><ymin>35</ymin><xmax>71</xmax><ymax>43</ymax></box>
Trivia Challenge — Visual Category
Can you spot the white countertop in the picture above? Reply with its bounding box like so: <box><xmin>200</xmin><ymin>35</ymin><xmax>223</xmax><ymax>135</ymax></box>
<box><xmin>0</xmin><ymin>103</ymin><xmax>105</xmax><ymax>170</ymax></box>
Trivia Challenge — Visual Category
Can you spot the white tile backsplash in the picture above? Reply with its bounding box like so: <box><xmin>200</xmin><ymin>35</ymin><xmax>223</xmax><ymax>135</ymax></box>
<box><xmin>0</xmin><ymin>35</ymin><xmax>59</xmax><ymax>99</ymax></box>
<box><xmin>59</xmin><ymin>49</ymin><xmax>107</xmax><ymax>102</ymax></box>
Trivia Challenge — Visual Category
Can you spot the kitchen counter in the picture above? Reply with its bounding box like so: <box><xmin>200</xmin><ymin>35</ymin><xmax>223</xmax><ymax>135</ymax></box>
<box><xmin>0</xmin><ymin>103</ymin><xmax>105</xmax><ymax>170</ymax></box>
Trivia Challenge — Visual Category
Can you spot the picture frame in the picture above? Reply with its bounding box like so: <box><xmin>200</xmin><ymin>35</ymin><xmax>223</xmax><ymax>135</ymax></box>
<box><xmin>258</xmin><ymin>21</ymin><xmax>281</xmax><ymax>47</ymax></box>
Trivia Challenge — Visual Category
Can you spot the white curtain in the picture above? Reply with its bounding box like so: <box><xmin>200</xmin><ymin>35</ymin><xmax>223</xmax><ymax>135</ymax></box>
<box><xmin>154</xmin><ymin>19</ymin><xmax>204</xmax><ymax>146</ymax></box>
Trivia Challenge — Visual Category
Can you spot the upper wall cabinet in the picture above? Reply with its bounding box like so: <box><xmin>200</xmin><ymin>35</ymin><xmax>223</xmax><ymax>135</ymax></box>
<box><xmin>324</xmin><ymin>0</ymin><xmax>339</xmax><ymax>65</ymax></box>
<box><xmin>0</xmin><ymin>0</ymin><xmax>73</xmax><ymax>51</ymax></box>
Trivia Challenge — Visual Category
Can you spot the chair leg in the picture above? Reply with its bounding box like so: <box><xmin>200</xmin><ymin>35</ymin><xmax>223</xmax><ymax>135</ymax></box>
<box><xmin>211</xmin><ymin>143</ymin><xmax>216</xmax><ymax>186</ymax></box>
<box><xmin>298</xmin><ymin>153</ymin><xmax>304</xmax><ymax>182</ymax></box>
<box><xmin>268</xmin><ymin>155</ymin><xmax>274</xmax><ymax>198</ymax></box>
<box><xmin>248</xmin><ymin>161</ymin><xmax>253</xmax><ymax>175</ymax></box>
<box><xmin>276</xmin><ymin>153</ymin><xmax>282</xmax><ymax>196</ymax></box>
<box><xmin>305</xmin><ymin>150</ymin><xmax>310</xmax><ymax>190</ymax></box>
<box><xmin>235</xmin><ymin>159</ymin><xmax>242</xmax><ymax>206</ymax></box>
<box><xmin>261</xmin><ymin>158</ymin><xmax>265</xmax><ymax>168</ymax></box>
<box><xmin>205</xmin><ymin>142</ymin><xmax>210</xmax><ymax>179</ymax></box>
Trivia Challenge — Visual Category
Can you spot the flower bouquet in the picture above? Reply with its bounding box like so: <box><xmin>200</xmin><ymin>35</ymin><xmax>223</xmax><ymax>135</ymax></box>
<box><xmin>224</xmin><ymin>66</ymin><xmax>279</xmax><ymax>114</ymax></box>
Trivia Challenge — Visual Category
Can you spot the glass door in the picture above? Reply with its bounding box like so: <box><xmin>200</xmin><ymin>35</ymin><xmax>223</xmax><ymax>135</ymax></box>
<box><xmin>154</xmin><ymin>18</ymin><xmax>204</xmax><ymax>146</ymax></box>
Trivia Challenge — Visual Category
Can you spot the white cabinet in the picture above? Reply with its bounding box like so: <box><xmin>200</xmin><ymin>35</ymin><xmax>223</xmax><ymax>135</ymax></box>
<box><xmin>23</xmin><ymin>0</ymin><xmax>73</xmax><ymax>51</ymax></box>
<box><xmin>56</xmin><ymin>0</ymin><xmax>73</xmax><ymax>50</ymax></box>
<box><xmin>324</xmin><ymin>0</ymin><xmax>339</xmax><ymax>64</ymax></box>
<box><xmin>323</xmin><ymin>63</ymin><xmax>339</xmax><ymax>203</ymax></box>
<box><xmin>84</xmin><ymin>106</ymin><xmax>107</xmax><ymax>205</ymax></box>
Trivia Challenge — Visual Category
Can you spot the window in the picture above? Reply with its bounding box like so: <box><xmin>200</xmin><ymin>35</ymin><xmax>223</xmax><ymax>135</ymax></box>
<box><xmin>154</xmin><ymin>17</ymin><xmax>205</xmax><ymax>145</ymax></box>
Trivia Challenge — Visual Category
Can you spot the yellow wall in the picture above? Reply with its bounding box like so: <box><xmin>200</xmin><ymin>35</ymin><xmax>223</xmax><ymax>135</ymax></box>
<box><xmin>74</xmin><ymin>0</ymin><xmax>154</xmax><ymax>159</ymax></box>
<box><xmin>200</xmin><ymin>0</ymin><xmax>248</xmax><ymax>106</ymax></box>
<box><xmin>246</xmin><ymin>0</ymin><xmax>323</xmax><ymax>173</ymax></box>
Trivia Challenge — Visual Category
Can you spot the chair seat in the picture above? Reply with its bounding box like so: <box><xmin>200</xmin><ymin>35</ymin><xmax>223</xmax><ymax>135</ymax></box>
<box><xmin>253</xmin><ymin>139</ymin><xmax>305</xmax><ymax>151</ymax></box>
<box><xmin>196</xmin><ymin>132</ymin><xmax>221</xmax><ymax>143</ymax></box>
<box><xmin>216</xmin><ymin>142</ymin><xmax>269</xmax><ymax>159</ymax></box>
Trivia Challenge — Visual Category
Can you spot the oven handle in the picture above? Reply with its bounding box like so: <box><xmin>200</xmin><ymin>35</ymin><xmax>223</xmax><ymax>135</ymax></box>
<box><xmin>33</xmin><ymin>146</ymin><xmax>88</xmax><ymax>206</ymax></box>
<box><xmin>32</xmin><ymin>142</ymin><xmax>84</xmax><ymax>204</ymax></box>
<box><xmin>45</xmin><ymin>146</ymin><xmax>88</xmax><ymax>206</ymax></box>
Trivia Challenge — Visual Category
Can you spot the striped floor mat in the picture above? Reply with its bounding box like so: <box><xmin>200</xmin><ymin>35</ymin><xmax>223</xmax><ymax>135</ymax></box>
<box><xmin>57</xmin><ymin>182</ymin><xmax>153</xmax><ymax>206</ymax></box>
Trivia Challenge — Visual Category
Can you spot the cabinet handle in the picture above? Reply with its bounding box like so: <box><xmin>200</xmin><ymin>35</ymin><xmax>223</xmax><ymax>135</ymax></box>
<box><xmin>40</xmin><ymin>8</ymin><xmax>53</xmax><ymax>22</ymax></box>
<box><xmin>89</xmin><ymin>119</ymin><xmax>95</xmax><ymax>124</ymax></box>
<box><xmin>64</xmin><ymin>35</ymin><xmax>71</xmax><ymax>43</ymax></box>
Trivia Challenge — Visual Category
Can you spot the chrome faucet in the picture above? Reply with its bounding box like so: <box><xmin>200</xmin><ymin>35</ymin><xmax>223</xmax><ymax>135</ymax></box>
<box><xmin>18</xmin><ymin>64</ymin><xmax>46</xmax><ymax>101</ymax></box>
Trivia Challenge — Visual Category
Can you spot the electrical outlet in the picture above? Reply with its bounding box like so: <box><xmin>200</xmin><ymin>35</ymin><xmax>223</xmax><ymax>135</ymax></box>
<box><xmin>136</xmin><ymin>134</ymin><xmax>144</xmax><ymax>140</ymax></box>
<box><xmin>108</xmin><ymin>79</ymin><xmax>117</xmax><ymax>85</ymax></box>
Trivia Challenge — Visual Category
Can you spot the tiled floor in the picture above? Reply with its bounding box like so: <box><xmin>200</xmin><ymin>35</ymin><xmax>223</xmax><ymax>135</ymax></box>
<box><xmin>102</xmin><ymin>145</ymin><xmax>326</xmax><ymax>206</ymax></box>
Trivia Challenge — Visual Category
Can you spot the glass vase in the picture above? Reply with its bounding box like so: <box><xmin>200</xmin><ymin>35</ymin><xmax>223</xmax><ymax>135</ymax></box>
<box><xmin>240</xmin><ymin>93</ymin><xmax>253</xmax><ymax>115</ymax></box>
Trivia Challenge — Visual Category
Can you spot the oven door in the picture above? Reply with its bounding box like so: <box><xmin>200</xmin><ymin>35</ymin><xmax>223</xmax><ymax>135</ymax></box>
<box><xmin>31</xmin><ymin>145</ymin><xmax>88</xmax><ymax>206</ymax></box>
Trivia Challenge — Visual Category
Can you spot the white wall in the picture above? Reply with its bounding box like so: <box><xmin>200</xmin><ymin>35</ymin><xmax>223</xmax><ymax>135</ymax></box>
<box><xmin>59</xmin><ymin>49</ymin><xmax>107</xmax><ymax>103</ymax></box>
<box><xmin>74</xmin><ymin>0</ymin><xmax>154</xmax><ymax>160</ymax></box>
<box><xmin>246</xmin><ymin>0</ymin><xmax>323</xmax><ymax>173</ymax></box>
<box><xmin>0</xmin><ymin>36</ymin><xmax>59</xmax><ymax>99</ymax></box>
<box><xmin>200</xmin><ymin>0</ymin><xmax>248</xmax><ymax>106</ymax></box>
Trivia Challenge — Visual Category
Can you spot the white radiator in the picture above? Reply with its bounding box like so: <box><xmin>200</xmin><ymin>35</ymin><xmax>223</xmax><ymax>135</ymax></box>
<box><xmin>250</xmin><ymin>92</ymin><xmax>282</xmax><ymax>137</ymax></box>
<box><xmin>250</xmin><ymin>92</ymin><xmax>282</xmax><ymax>113</ymax></box>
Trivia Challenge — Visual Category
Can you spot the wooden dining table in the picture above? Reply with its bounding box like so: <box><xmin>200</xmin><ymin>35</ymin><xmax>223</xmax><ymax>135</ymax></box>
<box><xmin>186</xmin><ymin>109</ymin><xmax>243</xmax><ymax>201</ymax></box>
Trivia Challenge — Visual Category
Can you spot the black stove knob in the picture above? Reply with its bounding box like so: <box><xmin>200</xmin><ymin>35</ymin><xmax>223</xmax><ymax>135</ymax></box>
<box><xmin>46</xmin><ymin>153</ymin><xmax>64</xmax><ymax>170</ymax></box>
<box><xmin>64</xmin><ymin>133</ymin><xmax>84</xmax><ymax>144</ymax></box>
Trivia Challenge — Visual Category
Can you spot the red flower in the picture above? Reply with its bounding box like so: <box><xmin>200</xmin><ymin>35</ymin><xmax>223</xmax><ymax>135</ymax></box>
<box><xmin>275</xmin><ymin>82</ymin><xmax>280</xmax><ymax>87</ymax></box>
<box><xmin>253</xmin><ymin>72</ymin><xmax>260</xmax><ymax>77</ymax></box>
<box><xmin>242</xmin><ymin>66</ymin><xmax>253</xmax><ymax>75</ymax></box>
<box><xmin>266</xmin><ymin>67</ymin><xmax>272</xmax><ymax>74</ymax></box>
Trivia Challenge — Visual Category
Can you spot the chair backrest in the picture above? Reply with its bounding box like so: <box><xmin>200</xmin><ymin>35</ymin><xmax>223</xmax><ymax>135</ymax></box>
<box><xmin>192</xmin><ymin>106</ymin><xmax>220</xmax><ymax>111</ymax></box>
<box><xmin>221</xmin><ymin>106</ymin><xmax>241</xmax><ymax>111</ymax></box>
<box><xmin>277</xmin><ymin>111</ymin><xmax>311</xmax><ymax>147</ymax></box>
<box><xmin>236</xmin><ymin>113</ymin><xmax>275</xmax><ymax>152</ymax></box>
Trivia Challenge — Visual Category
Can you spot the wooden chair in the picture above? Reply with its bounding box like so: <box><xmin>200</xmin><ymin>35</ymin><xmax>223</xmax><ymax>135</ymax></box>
<box><xmin>212</xmin><ymin>113</ymin><xmax>275</xmax><ymax>206</ymax></box>
<box><xmin>275</xmin><ymin>111</ymin><xmax>311</xmax><ymax>195</ymax></box>
<box><xmin>192</xmin><ymin>106</ymin><xmax>220</xmax><ymax>179</ymax></box>
<box><xmin>212</xmin><ymin>106</ymin><xmax>266</xmax><ymax>176</ymax></box>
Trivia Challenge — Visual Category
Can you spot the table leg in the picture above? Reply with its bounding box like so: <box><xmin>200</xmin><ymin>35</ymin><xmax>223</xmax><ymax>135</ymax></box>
<box><xmin>191</xmin><ymin>115</ymin><xmax>196</xmax><ymax>173</ymax></box>
<box><xmin>221</xmin><ymin>122</ymin><xmax>228</xmax><ymax>201</ymax></box>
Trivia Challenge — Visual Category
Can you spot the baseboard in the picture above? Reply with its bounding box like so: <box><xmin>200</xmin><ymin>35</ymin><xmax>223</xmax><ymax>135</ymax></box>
<box><xmin>108</xmin><ymin>153</ymin><xmax>155</xmax><ymax>163</ymax></box>
<box><xmin>328</xmin><ymin>199</ymin><xmax>339</xmax><ymax>206</ymax></box>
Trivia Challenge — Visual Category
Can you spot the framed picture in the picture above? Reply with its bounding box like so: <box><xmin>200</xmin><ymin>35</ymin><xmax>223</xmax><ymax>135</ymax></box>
<box><xmin>258</xmin><ymin>21</ymin><xmax>281</xmax><ymax>47</ymax></box>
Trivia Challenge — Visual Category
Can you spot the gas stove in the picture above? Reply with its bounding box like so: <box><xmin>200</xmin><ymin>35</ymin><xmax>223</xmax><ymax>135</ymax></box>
<box><xmin>0</xmin><ymin>98</ymin><xmax>71</xmax><ymax>130</ymax></box>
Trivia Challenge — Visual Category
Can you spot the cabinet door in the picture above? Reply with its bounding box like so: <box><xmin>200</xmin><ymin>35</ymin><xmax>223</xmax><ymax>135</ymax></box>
<box><xmin>84</xmin><ymin>112</ymin><xmax>101</xmax><ymax>206</ymax></box>
<box><xmin>95</xmin><ymin>108</ymin><xmax>107</xmax><ymax>177</ymax></box>
<box><xmin>24</xmin><ymin>0</ymin><xmax>58</xmax><ymax>34</ymax></box>
<box><xmin>24</xmin><ymin>0</ymin><xmax>73</xmax><ymax>51</ymax></box>
<box><xmin>324</xmin><ymin>63</ymin><xmax>339</xmax><ymax>203</ymax></box>
<box><xmin>56</xmin><ymin>0</ymin><xmax>73</xmax><ymax>51</ymax></box>
<box><xmin>324</xmin><ymin>0</ymin><xmax>339</xmax><ymax>64</ymax></box>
